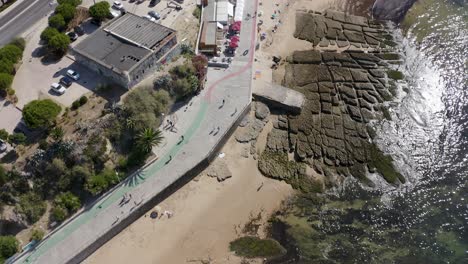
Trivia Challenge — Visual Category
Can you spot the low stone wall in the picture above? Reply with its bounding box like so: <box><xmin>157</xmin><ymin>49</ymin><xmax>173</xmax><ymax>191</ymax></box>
<box><xmin>69</xmin><ymin>103</ymin><xmax>251</xmax><ymax>264</ymax></box>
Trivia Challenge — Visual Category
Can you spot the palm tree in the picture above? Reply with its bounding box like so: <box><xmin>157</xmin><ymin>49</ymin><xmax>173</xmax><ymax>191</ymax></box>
<box><xmin>136</xmin><ymin>128</ymin><xmax>164</xmax><ymax>153</ymax></box>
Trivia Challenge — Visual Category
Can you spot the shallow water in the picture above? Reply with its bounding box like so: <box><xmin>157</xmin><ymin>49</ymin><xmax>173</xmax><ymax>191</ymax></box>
<box><xmin>273</xmin><ymin>0</ymin><xmax>468</xmax><ymax>263</ymax></box>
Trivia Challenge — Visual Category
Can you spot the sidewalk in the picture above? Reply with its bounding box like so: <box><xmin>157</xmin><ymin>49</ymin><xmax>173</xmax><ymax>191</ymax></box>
<box><xmin>12</xmin><ymin>0</ymin><xmax>259</xmax><ymax>263</ymax></box>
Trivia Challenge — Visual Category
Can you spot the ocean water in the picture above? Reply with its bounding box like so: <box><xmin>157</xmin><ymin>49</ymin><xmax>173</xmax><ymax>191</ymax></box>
<box><xmin>271</xmin><ymin>0</ymin><xmax>468</xmax><ymax>263</ymax></box>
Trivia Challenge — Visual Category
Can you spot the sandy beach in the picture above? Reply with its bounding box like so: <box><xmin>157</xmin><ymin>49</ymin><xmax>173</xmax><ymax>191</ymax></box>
<box><xmin>85</xmin><ymin>0</ymin><xmax>363</xmax><ymax>263</ymax></box>
<box><xmin>85</xmin><ymin>112</ymin><xmax>293</xmax><ymax>263</ymax></box>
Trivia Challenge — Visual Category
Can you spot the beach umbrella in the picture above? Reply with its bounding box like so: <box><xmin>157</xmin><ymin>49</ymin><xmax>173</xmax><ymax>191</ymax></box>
<box><xmin>229</xmin><ymin>41</ymin><xmax>239</xmax><ymax>48</ymax></box>
<box><xmin>231</xmin><ymin>36</ymin><xmax>240</xmax><ymax>42</ymax></box>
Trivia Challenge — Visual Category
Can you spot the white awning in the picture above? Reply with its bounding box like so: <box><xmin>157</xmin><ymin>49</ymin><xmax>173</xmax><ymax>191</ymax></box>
<box><xmin>216</xmin><ymin>22</ymin><xmax>224</xmax><ymax>29</ymax></box>
<box><xmin>234</xmin><ymin>0</ymin><xmax>244</xmax><ymax>22</ymax></box>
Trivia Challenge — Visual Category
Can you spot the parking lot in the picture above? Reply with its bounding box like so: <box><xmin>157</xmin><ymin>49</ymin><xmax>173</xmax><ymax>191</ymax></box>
<box><xmin>13</xmin><ymin>17</ymin><xmax>110</xmax><ymax>109</ymax></box>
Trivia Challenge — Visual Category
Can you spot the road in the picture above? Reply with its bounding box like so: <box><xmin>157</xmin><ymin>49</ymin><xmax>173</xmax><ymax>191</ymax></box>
<box><xmin>0</xmin><ymin>0</ymin><xmax>53</xmax><ymax>46</ymax></box>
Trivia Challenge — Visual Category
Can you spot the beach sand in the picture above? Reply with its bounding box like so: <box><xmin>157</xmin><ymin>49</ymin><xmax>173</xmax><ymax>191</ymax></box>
<box><xmin>85</xmin><ymin>115</ymin><xmax>293</xmax><ymax>264</ymax></box>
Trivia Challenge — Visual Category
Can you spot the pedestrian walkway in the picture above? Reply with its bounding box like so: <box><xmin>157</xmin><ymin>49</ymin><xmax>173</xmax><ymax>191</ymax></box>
<box><xmin>12</xmin><ymin>0</ymin><xmax>259</xmax><ymax>263</ymax></box>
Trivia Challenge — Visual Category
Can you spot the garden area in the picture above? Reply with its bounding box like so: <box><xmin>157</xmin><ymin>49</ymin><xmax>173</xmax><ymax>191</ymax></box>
<box><xmin>0</xmin><ymin>52</ymin><xmax>207</xmax><ymax>261</ymax></box>
<box><xmin>0</xmin><ymin>37</ymin><xmax>25</xmax><ymax>102</ymax></box>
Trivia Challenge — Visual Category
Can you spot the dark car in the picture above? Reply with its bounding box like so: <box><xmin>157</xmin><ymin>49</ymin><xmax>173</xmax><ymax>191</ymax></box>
<box><xmin>67</xmin><ymin>32</ymin><xmax>78</xmax><ymax>42</ymax></box>
<box><xmin>149</xmin><ymin>0</ymin><xmax>161</xmax><ymax>6</ymax></box>
<box><xmin>60</xmin><ymin>76</ymin><xmax>73</xmax><ymax>87</ymax></box>
<box><xmin>74</xmin><ymin>25</ymin><xmax>84</xmax><ymax>36</ymax></box>
<box><xmin>90</xmin><ymin>18</ymin><xmax>102</xmax><ymax>26</ymax></box>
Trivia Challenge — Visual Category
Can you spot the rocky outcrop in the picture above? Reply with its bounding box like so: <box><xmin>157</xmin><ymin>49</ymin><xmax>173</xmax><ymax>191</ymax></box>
<box><xmin>372</xmin><ymin>0</ymin><xmax>418</xmax><ymax>22</ymax></box>
<box><xmin>0</xmin><ymin>206</ymin><xmax>28</xmax><ymax>235</ymax></box>
<box><xmin>206</xmin><ymin>159</ymin><xmax>232</xmax><ymax>182</ymax></box>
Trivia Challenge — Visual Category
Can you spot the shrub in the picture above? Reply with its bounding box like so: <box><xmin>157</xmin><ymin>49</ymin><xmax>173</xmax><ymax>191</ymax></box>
<box><xmin>0</xmin><ymin>165</ymin><xmax>6</xmax><ymax>187</ymax></box>
<box><xmin>30</xmin><ymin>229</ymin><xmax>45</xmax><ymax>241</ymax></box>
<box><xmin>0</xmin><ymin>73</ymin><xmax>13</xmax><ymax>91</ymax></box>
<box><xmin>71</xmin><ymin>165</ymin><xmax>91</xmax><ymax>184</ymax></box>
<box><xmin>51</xmin><ymin>206</ymin><xmax>67</xmax><ymax>222</ymax></box>
<box><xmin>85</xmin><ymin>168</ymin><xmax>119</xmax><ymax>195</ymax></box>
<box><xmin>40</xmin><ymin>27</ymin><xmax>60</xmax><ymax>43</ymax></box>
<box><xmin>0</xmin><ymin>59</ymin><xmax>14</xmax><ymax>74</ymax></box>
<box><xmin>38</xmin><ymin>139</ymin><xmax>48</xmax><ymax>150</ymax></box>
<box><xmin>47</xmin><ymin>33</ymin><xmax>70</xmax><ymax>55</ymax></box>
<box><xmin>54</xmin><ymin>192</ymin><xmax>81</xmax><ymax>214</ymax></box>
<box><xmin>23</xmin><ymin>99</ymin><xmax>61</xmax><ymax>129</ymax></box>
<box><xmin>0</xmin><ymin>236</ymin><xmax>19</xmax><ymax>260</ymax></box>
<box><xmin>0</xmin><ymin>44</ymin><xmax>22</xmax><ymax>63</ymax></box>
<box><xmin>9</xmin><ymin>132</ymin><xmax>26</xmax><ymax>145</ymax></box>
<box><xmin>192</xmin><ymin>6</ymin><xmax>201</xmax><ymax>20</ymax></box>
<box><xmin>49</xmin><ymin>14</ymin><xmax>66</xmax><ymax>31</ymax></box>
<box><xmin>16</xmin><ymin>192</ymin><xmax>46</xmax><ymax>224</ymax></box>
<box><xmin>50</xmin><ymin>126</ymin><xmax>64</xmax><ymax>141</ymax></box>
<box><xmin>55</xmin><ymin>3</ymin><xmax>76</xmax><ymax>22</ymax></box>
<box><xmin>10</xmin><ymin>38</ymin><xmax>26</xmax><ymax>51</ymax></box>
<box><xmin>57</xmin><ymin>0</ymin><xmax>82</xmax><ymax>6</ymax></box>
<box><xmin>0</xmin><ymin>129</ymin><xmax>8</xmax><ymax>140</ymax></box>
<box><xmin>89</xmin><ymin>1</ymin><xmax>110</xmax><ymax>21</ymax></box>
<box><xmin>71</xmin><ymin>100</ymin><xmax>80</xmax><ymax>110</ymax></box>
<box><xmin>79</xmin><ymin>95</ymin><xmax>88</xmax><ymax>105</ymax></box>
<box><xmin>230</xmin><ymin>236</ymin><xmax>286</xmax><ymax>258</ymax></box>
<box><xmin>6</xmin><ymin>88</ymin><xmax>15</xmax><ymax>96</ymax></box>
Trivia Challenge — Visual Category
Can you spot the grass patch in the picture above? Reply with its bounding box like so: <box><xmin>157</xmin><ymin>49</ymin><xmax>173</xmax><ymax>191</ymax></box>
<box><xmin>0</xmin><ymin>0</ymin><xmax>17</xmax><ymax>13</ymax></box>
<box><xmin>230</xmin><ymin>236</ymin><xmax>286</xmax><ymax>258</ymax></box>
<box><xmin>367</xmin><ymin>143</ymin><xmax>405</xmax><ymax>184</ymax></box>
<box><xmin>387</xmin><ymin>70</ymin><xmax>405</xmax><ymax>80</ymax></box>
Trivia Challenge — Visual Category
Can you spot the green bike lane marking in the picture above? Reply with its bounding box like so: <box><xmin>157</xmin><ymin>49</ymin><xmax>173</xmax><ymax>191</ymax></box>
<box><xmin>23</xmin><ymin>102</ymin><xmax>209</xmax><ymax>263</ymax></box>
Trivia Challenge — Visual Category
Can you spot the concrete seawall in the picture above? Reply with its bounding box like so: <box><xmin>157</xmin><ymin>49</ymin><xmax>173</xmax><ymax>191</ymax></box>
<box><xmin>70</xmin><ymin>103</ymin><xmax>252</xmax><ymax>264</ymax></box>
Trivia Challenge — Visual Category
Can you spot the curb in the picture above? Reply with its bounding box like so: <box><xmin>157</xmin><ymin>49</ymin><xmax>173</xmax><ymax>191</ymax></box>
<box><xmin>0</xmin><ymin>0</ymin><xmax>26</xmax><ymax>20</ymax></box>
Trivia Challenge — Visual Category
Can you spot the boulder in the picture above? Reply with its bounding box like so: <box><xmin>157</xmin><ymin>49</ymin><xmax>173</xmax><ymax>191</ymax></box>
<box><xmin>255</xmin><ymin>102</ymin><xmax>270</xmax><ymax>120</ymax></box>
<box><xmin>206</xmin><ymin>159</ymin><xmax>232</xmax><ymax>182</ymax></box>
<box><xmin>0</xmin><ymin>206</ymin><xmax>29</xmax><ymax>236</ymax></box>
<box><xmin>372</xmin><ymin>0</ymin><xmax>417</xmax><ymax>22</ymax></box>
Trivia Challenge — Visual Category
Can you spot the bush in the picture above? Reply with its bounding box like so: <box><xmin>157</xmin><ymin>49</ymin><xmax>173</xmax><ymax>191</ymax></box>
<box><xmin>38</xmin><ymin>139</ymin><xmax>49</xmax><ymax>150</ymax></box>
<box><xmin>30</xmin><ymin>229</ymin><xmax>45</xmax><ymax>241</ymax></box>
<box><xmin>53</xmin><ymin>192</ymin><xmax>81</xmax><ymax>221</ymax></box>
<box><xmin>89</xmin><ymin>1</ymin><xmax>110</xmax><ymax>21</ymax></box>
<box><xmin>0</xmin><ymin>129</ymin><xmax>8</xmax><ymax>140</ymax></box>
<box><xmin>230</xmin><ymin>236</ymin><xmax>286</xmax><ymax>258</ymax></box>
<box><xmin>57</xmin><ymin>0</ymin><xmax>82</xmax><ymax>6</ymax></box>
<box><xmin>0</xmin><ymin>44</ymin><xmax>22</xmax><ymax>64</ymax></box>
<box><xmin>16</xmin><ymin>192</ymin><xmax>46</xmax><ymax>224</ymax></box>
<box><xmin>47</xmin><ymin>33</ymin><xmax>70</xmax><ymax>55</ymax></box>
<box><xmin>79</xmin><ymin>95</ymin><xmax>88</xmax><ymax>105</ymax></box>
<box><xmin>49</xmin><ymin>14</ymin><xmax>67</xmax><ymax>31</ymax></box>
<box><xmin>0</xmin><ymin>165</ymin><xmax>6</xmax><ymax>187</ymax></box>
<box><xmin>71</xmin><ymin>165</ymin><xmax>91</xmax><ymax>184</ymax></box>
<box><xmin>23</xmin><ymin>99</ymin><xmax>61</xmax><ymax>129</ymax></box>
<box><xmin>40</xmin><ymin>27</ymin><xmax>60</xmax><ymax>43</ymax></box>
<box><xmin>0</xmin><ymin>73</ymin><xmax>13</xmax><ymax>91</ymax></box>
<box><xmin>0</xmin><ymin>59</ymin><xmax>14</xmax><ymax>74</ymax></box>
<box><xmin>0</xmin><ymin>236</ymin><xmax>19</xmax><ymax>260</ymax></box>
<box><xmin>10</xmin><ymin>38</ymin><xmax>26</xmax><ymax>51</ymax></box>
<box><xmin>71</xmin><ymin>95</ymin><xmax>87</xmax><ymax>110</ymax></box>
<box><xmin>9</xmin><ymin>132</ymin><xmax>26</xmax><ymax>145</ymax></box>
<box><xmin>192</xmin><ymin>6</ymin><xmax>201</xmax><ymax>20</ymax></box>
<box><xmin>50</xmin><ymin>126</ymin><xmax>64</xmax><ymax>141</ymax></box>
<box><xmin>52</xmin><ymin>206</ymin><xmax>67</xmax><ymax>222</ymax></box>
<box><xmin>85</xmin><ymin>168</ymin><xmax>119</xmax><ymax>195</ymax></box>
<box><xmin>55</xmin><ymin>3</ymin><xmax>76</xmax><ymax>22</ymax></box>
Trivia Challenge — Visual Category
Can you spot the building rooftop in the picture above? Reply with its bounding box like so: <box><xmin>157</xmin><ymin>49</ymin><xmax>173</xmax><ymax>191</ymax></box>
<box><xmin>73</xmin><ymin>13</ymin><xmax>176</xmax><ymax>72</ymax></box>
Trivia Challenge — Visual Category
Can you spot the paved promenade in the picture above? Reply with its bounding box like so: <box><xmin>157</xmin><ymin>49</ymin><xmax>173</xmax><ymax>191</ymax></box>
<box><xmin>12</xmin><ymin>0</ymin><xmax>258</xmax><ymax>263</ymax></box>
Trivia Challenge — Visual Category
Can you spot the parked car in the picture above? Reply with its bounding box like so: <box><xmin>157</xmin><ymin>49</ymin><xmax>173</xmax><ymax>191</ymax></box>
<box><xmin>109</xmin><ymin>9</ymin><xmax>122</xmax><ymax>18</ymax></box>
<box><xmin>66</xmin><ymin>69</ymin><xmax>80</xmax><ymax>81</ymax></box>
<box><xmin>74</xmin><ymin>25</ymin><xmax>84</xmax><ymax>36</ymax></box>
<box><xmin>148</xmin><ymin>10</ymin><xmax>160</xmax><ymax>19</ymax></box>
<box><xmin>90</xmin><ymin>18</ymin><xmax>102</xmax><ymax>26</ymax></box>
<box><xmin>0</xmin><ymin>139</ymin><xmax>7</xmax><ymax>153</ymax></box>
<box><xmin>113</xmin><ymin>1</ymin><xmax>124</xmax><ymax>10</ymax></box>
<box><xmin>60</xmin><ymin>76</ymin><xmax>73</xmax><ymax>87</ymax></box>
<box><xmin>51</xmin><ymin>83</ymin><xmax>66</xmax><ymax>95</ymax></box>
<box><xmin>143</xmin><ymin>15</ymin><xmax>156</xmax><ymax>22</ymax></box>
<box><xmin>149</xmin><ymin>0</ymin><xmax>161</xmax><ymax>7</ymax></box>
<box><xmin>66</xmin><ymin>32</ymin><xmax>78</xmax><ymax>42</ymax></box>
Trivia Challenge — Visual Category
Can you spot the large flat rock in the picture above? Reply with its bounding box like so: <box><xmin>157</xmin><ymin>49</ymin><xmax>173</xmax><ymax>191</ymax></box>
<box><xmin>253</xmin><ymin>82</ymin><xmax>305</xmax><ymax>114</ymax></box>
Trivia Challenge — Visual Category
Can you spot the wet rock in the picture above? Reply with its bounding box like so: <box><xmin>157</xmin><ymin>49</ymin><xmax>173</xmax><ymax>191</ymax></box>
<box><xmin>330</xmin><ymin>67</ymin><xmax>353</xmax><ymax>82</ymax></box>
<box><xmin>267</xmin><ymin>128</ymin><xmax>290</xmax><ymax>152</ymax></box>
<box><xmin>291</xmin><ymin>50</ymin><xmax>322</xmax><ymax>64</ymax></box>
<box><xmin>347</xmin><ymin>105</ymin><xmax>362</xmax><ymax>122</ymax></box>
<box><xmin>350</xmin><ymin>69</ymin><xmax>369</xmax><ymax>82</ymax></box>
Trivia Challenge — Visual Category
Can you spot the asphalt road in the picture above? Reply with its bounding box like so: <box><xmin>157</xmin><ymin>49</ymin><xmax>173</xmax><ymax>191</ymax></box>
<box><xmin>0</xmin><ymin>0</ymin><xmax>54</xmax><ymax>46</ymax></box>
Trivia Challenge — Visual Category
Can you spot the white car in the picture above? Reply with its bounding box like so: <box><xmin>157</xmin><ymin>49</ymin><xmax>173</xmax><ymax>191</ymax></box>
<box><xmin>51</xmin><ymin>83</ymin><xmax>66</xmax><ymax>95</ymax></box>
<box><xmin>66</xmin><ymin>69</ymin><xmax>80</xmax><ymax>80</ymax></box>
<box><xmin>143</xmin><ymin>15</ymin><xmax>156</xmax><ymax>22</ymax></box>
<box><xmin>113</xmin><ymin>1</ymin><xmax>124</xmax><ymax>10</ymax></box>
<box><xmin>110</xmin><ymin>9</ymin><xmax>121</xmax><ymax>18</ymax></box>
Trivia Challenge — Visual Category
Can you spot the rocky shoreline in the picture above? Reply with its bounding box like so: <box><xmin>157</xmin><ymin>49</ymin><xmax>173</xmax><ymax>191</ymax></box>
<box><xmin>258</xmin><ymin>10</ymin><xmax>405</xmax><ymax>191</ymax></box>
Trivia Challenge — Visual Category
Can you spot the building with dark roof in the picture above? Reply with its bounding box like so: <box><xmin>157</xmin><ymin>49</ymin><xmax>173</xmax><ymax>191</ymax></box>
<box><xmin>71</xmin><ymin>13</ymin><xmax>178</xmax><ymax>88</ymax></box>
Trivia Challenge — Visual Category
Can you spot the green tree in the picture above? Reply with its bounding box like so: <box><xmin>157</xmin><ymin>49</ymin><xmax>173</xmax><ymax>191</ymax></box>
<box><xmin>9</xmin><ymin>132</ymin><xmax>26</xmax><ymax>145</ymax></box>
<box><xmin>0</xmin><ymin>59</ymin><xmax>14</xmax><ymax>74</ymax></box>
<box><xmin>57</xmin><ymin>0</ymin><xmax>82</xmax><ymax>6</ymax></box>
<box><xmin>30</xmin><ymin>229</ymin><xmax>45</xmax><ymax>241</ymax></box>
<box><xmin>0</xmin><ymin>236</ymin><xmax>18</xmax><ymax>261</ymax></box>
<box><xmin>0</xmin><ymin>129</ymin><xmax>8</xmax><ymax>140</ymax></box>
<box><xmin>0</xmin><ymin>165</ymin><xmax>7</xmax><ymax>187</ymax></box>
<box><xmin>51</xmin><ymin>206</ymin><xmax>67</xmax><ymax>222</ymax></box>
<box><xmin>55</xmin><ymin>3</ymin><xmax>76</xmax><ymax>22</ymax></box>
<box><xmin>40</xmin><ymin>27</ymin><xmax>60</xmax><ymax>43</ymax></box>
<box><xmin>10</xmin><ymin>38</ymin><xmax>26</xmax><ymax>51</ymax></box>
<box><xmin>48</xmin><ymin>14</ymin><xmax>66</xmax><ymax>31</ymax></box>
<box><xmin>16</xmin><ymin>193</ymin><xmax>46</xmax><ymax>224</ymax></box>
<box><xmin>55</xmin><ymin>192</ymin><xmax>81</xmax><ymax>212</ymax></box>
<box><xmin>50</xmin><ymin>126</ymin><xmax>65</xmax><ymax>141</ymax></box>
<box><xmin>85</xmin><ymin>168</ymin><xmax>119</xmax><ymax>195</ymax></box>
<box><xmin>22</xmin><ymin>99</ymin><xmax>61</xmax><ymax>129</ymax></box>
<box><xmin>71</xmin><ymin>165</ymin><xmax>91</xmax><ymax>184</ymax></box>
<box><xmin>0</xmin><ymin>44</ymin><xmax>22</xmax><ymax>63</ymax></box>
<box><xmin>45</xmin><ymin>158</ymin><xmax>68</xmax><ymax>180</ymax></box>
<box><xmin>48</xmin><ymin>33</ymin><xmax>70</xmax><ymax>55</ymax></box>
<box><xmin>0</xmin><ymin>73</ymin><xmax>13</xmax><ymax>91</ymax></box>
<box><xmin>89</xmin><ymin>1</ymin><xmax>110</xmax><ymax>21</ymax></box>
<box><xmin>136</xmin><ymin>128</ymin><xmax>163</xmax><ymax>153</ymax></box>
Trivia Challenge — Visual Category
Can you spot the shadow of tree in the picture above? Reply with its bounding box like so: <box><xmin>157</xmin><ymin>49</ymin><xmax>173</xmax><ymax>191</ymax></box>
<box><xmin>123</xmin><ymin>169</ymin><xmax>146</xmax><ymax>187</ymax></box>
